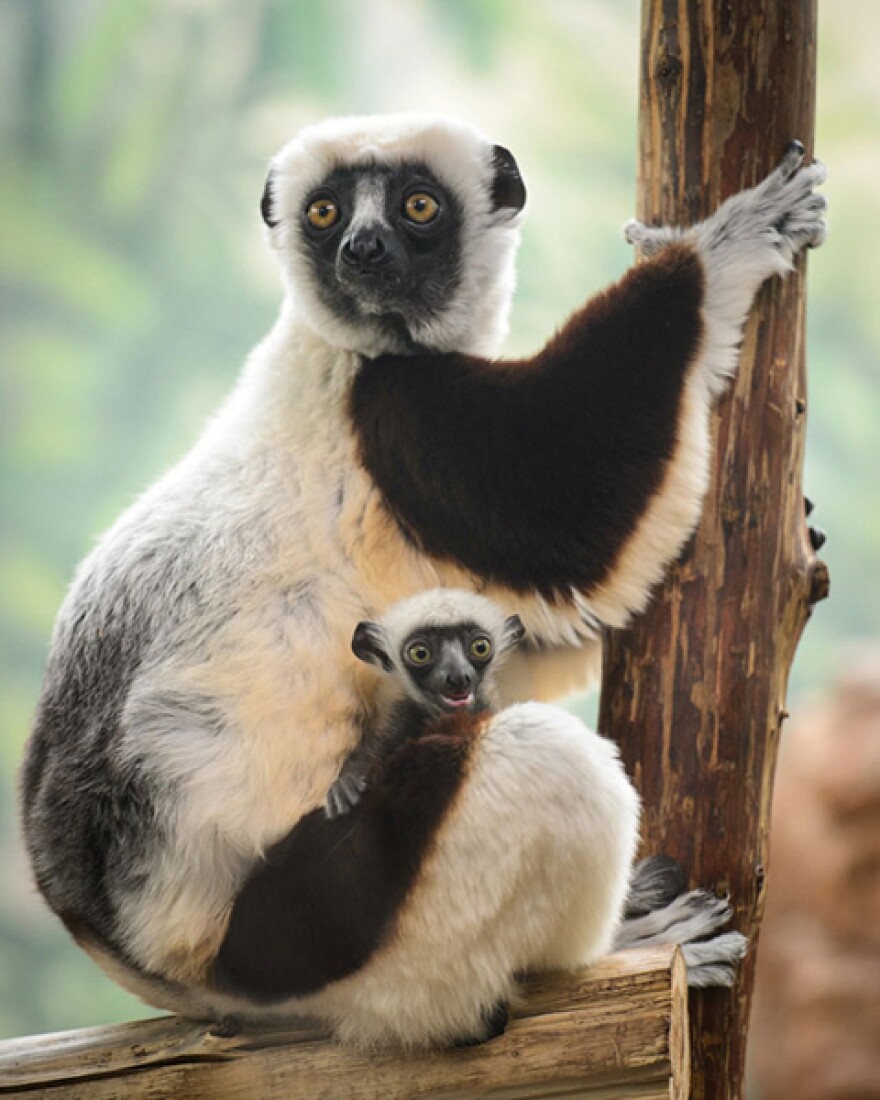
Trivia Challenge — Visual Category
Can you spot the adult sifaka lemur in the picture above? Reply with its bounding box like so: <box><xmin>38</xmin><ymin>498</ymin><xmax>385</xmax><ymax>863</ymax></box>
<box><xmin>21</xmin><ymin>114</ymin><xmax>825</xmax><ymax>1049</ymax></box>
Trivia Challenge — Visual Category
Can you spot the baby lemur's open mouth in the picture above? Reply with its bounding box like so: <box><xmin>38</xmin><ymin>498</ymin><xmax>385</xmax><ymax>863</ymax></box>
<box><xmin>442</xmin><ymin>691</ymin><xmax>475</xmax><ymax>710</ymax></box>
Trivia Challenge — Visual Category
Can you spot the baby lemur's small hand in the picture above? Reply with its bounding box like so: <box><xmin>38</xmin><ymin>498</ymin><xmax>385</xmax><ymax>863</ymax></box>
<box><xmin>325</xmin><ymin>742</ymin><xmax>374</xmax><ymax>819</ymax></box>
<box><xmin>324</xmin><ymin>768</ymin><xmax>368</xmax><ymax>818</ymax></box>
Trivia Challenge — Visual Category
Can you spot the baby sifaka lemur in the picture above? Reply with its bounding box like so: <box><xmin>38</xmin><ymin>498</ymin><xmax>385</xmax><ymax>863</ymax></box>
<box><xmin>325</xmin><ymin>588</ymin><xmax>526</xmax><ymax>818</ymax></box>
<box><xmin>213</xmin><ymin>588</ymin><xmax>642</xmax><ymax>1044</ymax></box>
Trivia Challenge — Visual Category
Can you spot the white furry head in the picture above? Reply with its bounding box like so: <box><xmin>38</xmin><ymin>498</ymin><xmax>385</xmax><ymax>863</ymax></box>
<box><xmin>378</xmin><ymin>587</ymin><xmax>516</xmax><ymax>645</ymax></box>
<box><xmin>263</xmin><ymin>113</ymin><xmax>525</xmax><ymax>358</ymax></box>
<box><xmin>352</xmin><ymin>588</ymin><xmax>525</xmax><ymax>712</ymax></box>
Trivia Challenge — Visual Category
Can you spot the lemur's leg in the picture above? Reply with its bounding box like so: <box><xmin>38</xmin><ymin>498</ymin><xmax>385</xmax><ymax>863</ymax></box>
<box><xmin>305</xmin><ymin>704</ymin><xmax>639</xmax><ymax>1050</ymax></box>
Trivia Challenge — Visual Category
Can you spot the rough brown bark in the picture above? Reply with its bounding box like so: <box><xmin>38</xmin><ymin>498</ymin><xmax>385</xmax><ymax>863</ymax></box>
<box><xmin>598</xmin><ymin>2</ymin><xmax>828</xmax><ymax>1098</ymax></box>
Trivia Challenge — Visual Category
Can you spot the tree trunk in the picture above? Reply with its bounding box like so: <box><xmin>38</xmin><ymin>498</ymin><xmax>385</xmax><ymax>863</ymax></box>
<box><xmin>598</xmin><ymin>2</ymin><xmax>828</xmax><ymax>1098</ymax></box>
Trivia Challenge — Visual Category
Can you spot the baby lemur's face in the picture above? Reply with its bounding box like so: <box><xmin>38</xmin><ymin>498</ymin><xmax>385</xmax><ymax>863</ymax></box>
<box><xmin>351</xmin><ymin>599</ymin><xmax>526</xmax><ymax>716</ymax></box>
<box><xmin>398</xmin><ymin>625</ymin><xmax>496</xmax><ymax>714</ymax></box>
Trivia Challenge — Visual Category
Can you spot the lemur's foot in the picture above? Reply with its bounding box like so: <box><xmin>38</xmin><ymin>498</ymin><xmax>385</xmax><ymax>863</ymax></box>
<box><xmin>681</xmin><ymin>931</ymin><xmax>749</xmax><ymax>989</ymax></box>
<box><xmin>765</xmin><ymin>141</ymin><xmax>828</xmax><ymax>252</ymax></box>
<box><xmin>630</xmin><ymin>889</ymin><xmax>748</xmax><ymax>988</ymax></box>
<box><xmin>324</xmin><ymin>772</ymin><xmax>367</xmax><ymax>819</ymax></box>
<box><xmin>697</xmin><ymin>141</ymin><xmax>827</xmax><ymax>272</ymax></box>
<box><xmin>615</xmin><ymin>861</ymin><xmax>749</xmax><ymax>990</ymax></box>
<box><xmin>626</xmin><ymin>142</ymin><xmax>827</xmax><ymax>273</ymax></box>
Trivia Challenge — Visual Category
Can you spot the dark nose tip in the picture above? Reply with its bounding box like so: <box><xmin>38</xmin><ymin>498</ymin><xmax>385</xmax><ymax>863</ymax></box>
<box><xmin>446</xmin><ymin>670</ymin><xmax>473</xmax><ymax>692</ymax></box>
<box><xmin>341</xmin><ymin>229</ymin><xmax>388</xmax><ymax>269</ymax></box>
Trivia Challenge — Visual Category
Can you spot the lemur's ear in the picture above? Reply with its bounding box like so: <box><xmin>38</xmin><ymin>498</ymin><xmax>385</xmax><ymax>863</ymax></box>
<box><xmin>490</xmin><ymin>145</ymin><xmax>527</xmax><ymax>214</ymax></box>
<box><xmin>352</xmin><ymin>622</ymin><xmax>393</xmax><ymax>672</ymax></box>
<box><xmin>502</xmin><ymin>614</ymin><xmax>526</xmax><ymax>651</ymax></box>
<box><xmin>261</xmin><ymin>168</ymin><xmax>279</xmax><ymax>228</ymax></box>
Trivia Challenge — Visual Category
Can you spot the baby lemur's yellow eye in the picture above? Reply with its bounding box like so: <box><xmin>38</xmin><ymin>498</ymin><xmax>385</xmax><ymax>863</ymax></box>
<box><xmin>306</xmin><ymin>197</ymin><xmax>340</xmax><ymax>230</ymax></box>
<box><xmin>403</xmin><ymin>193</ymin><xmax>439</xmax><ymax>224</ymax></box>
<box><xmin>406</xmin><ymin>641</ymin><xmax>433</xmax><ymax>666</ymax></box>
<box><xmin>470</xmin><ymin>636</ymin><xmax>493</xmax><ymax>661</ymax></box>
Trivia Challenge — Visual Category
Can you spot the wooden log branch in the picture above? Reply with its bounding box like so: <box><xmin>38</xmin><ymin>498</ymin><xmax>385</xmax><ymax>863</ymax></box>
<box><xmin>599</xmin><ymin>3</ymin><xmax>828</xmax><ymax>1099</ymax></box>
<box><xmin>0</xmin><ymin>948</ymin><xmax>687</xmax><ymax>1099</ymax></box>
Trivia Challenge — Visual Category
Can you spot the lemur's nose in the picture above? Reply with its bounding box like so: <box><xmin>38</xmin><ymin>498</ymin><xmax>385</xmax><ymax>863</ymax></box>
<box><xmin>446</xmin><ymin>669</ymin><xmax>473</xmax><ymax>692</ymax></box>
<box><xmin>341</xmin><ymin>228</ymin><xmax>389</xmax><ymax>269</ymax></box>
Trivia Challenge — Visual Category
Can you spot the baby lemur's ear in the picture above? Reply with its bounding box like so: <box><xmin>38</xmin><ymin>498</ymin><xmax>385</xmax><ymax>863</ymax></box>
<box><xmin>502</xmin><ymin>614</ymin><xmax>526</xmax><ymax>651</ymax></box>
<box><xmin>352</xmin><ymin>622</ymin><xmax>393</xmax><ymax>672</ymax></box>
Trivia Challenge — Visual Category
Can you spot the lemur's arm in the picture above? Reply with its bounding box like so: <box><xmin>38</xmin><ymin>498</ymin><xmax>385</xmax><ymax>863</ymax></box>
<box><xmin>350</xmin><ymin>145</ymin><xmax>825</xmax><ymax>622</ymax></box>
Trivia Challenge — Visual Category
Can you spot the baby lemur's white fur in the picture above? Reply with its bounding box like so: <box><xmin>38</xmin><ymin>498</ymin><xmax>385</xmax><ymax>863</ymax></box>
<box><xmin>21</xmin><ymin>116</ymin><xmax>824</xmax><ymax>1048</ymax></box>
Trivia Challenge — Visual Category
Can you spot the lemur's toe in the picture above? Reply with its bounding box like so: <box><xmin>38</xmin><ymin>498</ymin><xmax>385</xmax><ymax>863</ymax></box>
<box><xmin>804</xmin><ymin>495</ymin><xmax>814</xmax><ymax>517</ymax></box>
<box><xmin>809</xmin><ymin>525</ymin><xmax>827</xmax><ymax>551</ymax></box>
<box><xmin>779</xmin><ymin>140</ymin><xmax>806</xmax><ymax>178</ymax></box>
<box><xmin>807</xmin><ymin>222</ymin><xmax>828</xmax><ymax>249</ymax></box>
<box><xmin>340</xmin><ymin>776</ymin><xmax>360</xmax><ymax>799</ymax></box>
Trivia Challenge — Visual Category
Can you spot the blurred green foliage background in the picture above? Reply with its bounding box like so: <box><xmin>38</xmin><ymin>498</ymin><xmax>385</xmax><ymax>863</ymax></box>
<box><xmin>1</xmin><ymin>0</ymin><xmax>878</xmax><ymax>1042</ymax></box>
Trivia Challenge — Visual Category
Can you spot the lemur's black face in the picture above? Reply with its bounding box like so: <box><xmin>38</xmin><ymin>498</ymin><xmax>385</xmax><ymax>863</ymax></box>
<box><xmin>398</xmin><ymin>625</ymin><xmax>495</xmax><ymax>714</ymax></box>
<box><xmin>352</xmin><ymin>611</ymin><xmax>525</xmax><ymax>716</ymax></box>
<box><xmin>297</xmin><ymin>164</ymin><xmax>463</xmax><ymax>341</ymax></box>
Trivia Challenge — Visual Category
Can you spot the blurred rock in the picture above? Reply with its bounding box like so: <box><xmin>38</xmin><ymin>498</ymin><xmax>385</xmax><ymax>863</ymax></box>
<box><xmin>750</xmin><ymin>645</ymin><xmax>880</xmax><ymax>1100</ymax></box>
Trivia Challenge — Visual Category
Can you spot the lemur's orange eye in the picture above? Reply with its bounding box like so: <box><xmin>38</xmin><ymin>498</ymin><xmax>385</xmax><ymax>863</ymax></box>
<box><xmin>406</xmin><ymin>641</ymin><xmax>433</xmax><ymax>666</ymax></box>
<box><xmin>307</xmin><ymin>197</ymin><xmax>339</xmax><ymax>229</ymax></box>
<box><xmin>403</xmin><ymin>193</ymin><xmax>439</xmax><ymax>224</ymax></box>
<box><xmin>470</xmin><ymin>636</ymin><xmax>493</xmax><ymax>661</ymax></box>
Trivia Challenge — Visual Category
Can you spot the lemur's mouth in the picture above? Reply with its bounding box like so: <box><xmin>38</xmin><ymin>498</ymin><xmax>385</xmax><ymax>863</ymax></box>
<box><xmin>441</xmin><ymin>691</ymin><xmax>475</xmax><ymax>710</ymax></box>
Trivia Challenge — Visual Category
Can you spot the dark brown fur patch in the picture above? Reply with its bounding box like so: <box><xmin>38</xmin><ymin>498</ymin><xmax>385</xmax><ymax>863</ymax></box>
<box><xmin>349</xmin><ymin>243</ymin><xmax>705</xmax><ymax>601</ymax></box>
<box><xmin>212</xmin><ymin>711</ymin><xmax>480</xmax><ymax>1001</ymax></box>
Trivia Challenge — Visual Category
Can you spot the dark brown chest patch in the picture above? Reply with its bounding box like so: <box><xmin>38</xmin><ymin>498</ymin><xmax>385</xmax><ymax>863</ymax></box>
<box><xmin>349</xmin><ymin>244</ymin><xmax>705</xmax><ymax>601</ymax></box>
